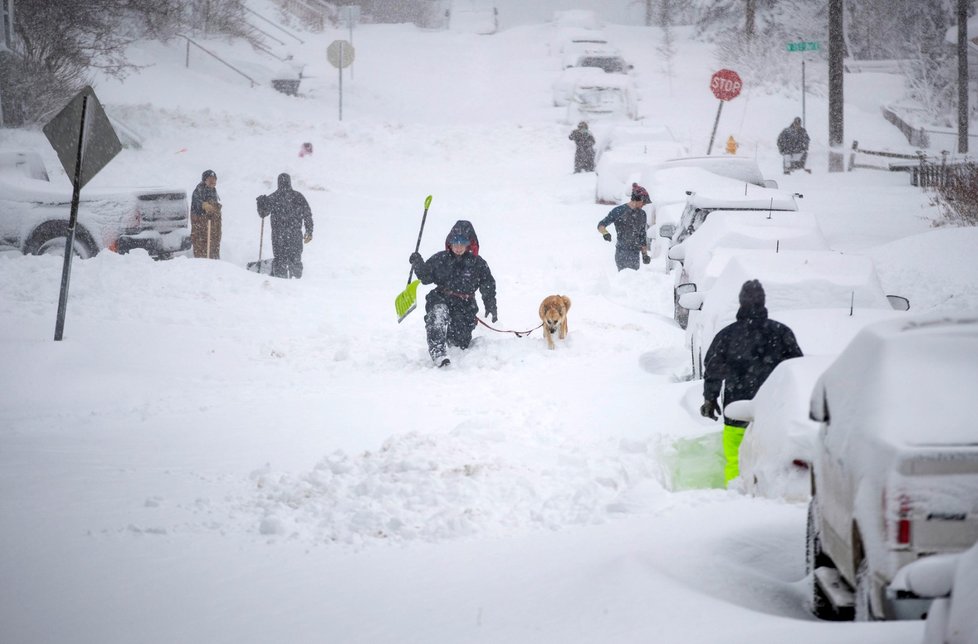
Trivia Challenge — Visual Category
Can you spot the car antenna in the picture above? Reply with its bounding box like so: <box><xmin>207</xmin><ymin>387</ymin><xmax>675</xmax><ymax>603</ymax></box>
<box><xmin>767</xmin><ymin>197</ymin><xmax>773</xmax><ymax>219</ymax></box>
<box><xmin>776</xmin><ymin>239</ymin><xmax>780</xmax><ymax>253</ymax></box>
<box><xmin>850</xmin><ymin>291</ymin><xmax>855</xmax><ymax>317</ymax></box>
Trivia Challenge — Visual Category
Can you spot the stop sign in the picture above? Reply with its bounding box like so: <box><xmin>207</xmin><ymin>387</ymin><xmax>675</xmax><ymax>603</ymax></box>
<box><xmin>710</xmin><ymin>69</ymin><xmax>743</xmax><ymax>101</ymax></box>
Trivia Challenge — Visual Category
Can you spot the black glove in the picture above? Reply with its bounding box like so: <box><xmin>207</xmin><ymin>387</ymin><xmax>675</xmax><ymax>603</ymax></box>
<box><xmin>409</xmin><ymin>252</ymin><xmax>423</xmax><ymax>266</ymax></box>
<box><xmin>700</xmin><ymin>399</ymin><xmax>720</xmax><ymax>421</ymax></box>
<box><xmin>485</xmin><ymin>307</ymin><xmax>498</xmax><ymax>323</ymax></box>
<box><xmin>642</xmin><ymin>253</ymin><xmax>651</xmax><ymax>265</ymax></box>
<box><xmin>602</xmin><ymin>232</ymin><xmax>612</xmax><ymax>242</ymax></box>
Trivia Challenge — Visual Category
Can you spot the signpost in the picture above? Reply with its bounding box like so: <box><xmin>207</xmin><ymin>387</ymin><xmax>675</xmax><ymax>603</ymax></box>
<box><xmin>707</xmin><ymin>69</ymin><xmax>742</xmax><ymax>155</ymax></box>
<box><xmin>337</xmin><ymin>5</ymin><xmax>360</xmax><ymax>80</ymax></box>
<box><xmin>787</xmin><ymin>41</ymin><xmax>820</xmax><ymax>127</ymax></box>
<box><xmin>327</xmin><ymin>39</ymin><xmax>355</xmax><ymax>121</ymax></box>
<box><xmin>42</xmin><ymin>86</ymin><xmax>122</xmax><ymax>341</ymax></box>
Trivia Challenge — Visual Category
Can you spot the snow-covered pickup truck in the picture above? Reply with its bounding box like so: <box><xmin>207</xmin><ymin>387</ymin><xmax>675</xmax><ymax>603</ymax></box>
<box><xmin>806</xmin><ymin>313</ymin><xmax>978</xmax><ymax>622</ymax></box>
<box><xmin>0</xmin><ymin>150</ymin><xmax>190</xmax><ymax>259</ymax></box>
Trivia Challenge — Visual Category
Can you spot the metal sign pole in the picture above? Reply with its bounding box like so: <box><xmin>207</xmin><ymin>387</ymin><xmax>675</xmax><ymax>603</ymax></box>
<box><xmin>802</xmin><ymin>60</ymin><xmax>806</xmax><ymax>128</ymax></box>
<box><xmin>54</xmin><ymin>94</ymin><xmax>89</xmax><ymax>341</ymax></box>
<box><xmin>338</xmin><ymin>44</ymin><xmax>343</xmax><ymax>121</ymax></box>
<box><xmin>707</xmin><ymin>100</ymin><xmax>724</xmax><ymax>155</ymax></box>
<box><xmin>348</xmin><ymin>19</ymin><xmax>354</xmax><ymax>81</ymax></box>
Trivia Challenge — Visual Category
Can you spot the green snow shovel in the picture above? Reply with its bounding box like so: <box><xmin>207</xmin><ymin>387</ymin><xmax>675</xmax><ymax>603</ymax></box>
<box><xmin>395</xmin><ymin>195</ymin><xmax>433</xmax><ymax>322</ymax></box>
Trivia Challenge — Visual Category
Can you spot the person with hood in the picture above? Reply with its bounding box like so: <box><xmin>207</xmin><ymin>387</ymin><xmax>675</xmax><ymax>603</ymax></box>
<box><xmin>596</xmin><ymin>183</ymin><xmax>651</xmax><ymax>271</ymax></box>
<box><xmin>409</xmin><ymin>221</ymin><xmax>497</xmax><ymax>368</ymax></box>
<box><xmin>569</xmin><ymin>121</ymin><xmax>596</xmax><ymax>173</ymax></box>
<box><xmin>190</xmin><ymin>169</ymin><xmax>221</xmax><ymax>259</ymax></box>
<box><xmin>777</xmin><ymin>117</ymin><xmax>811</xmax><ymax>174</ymax></box>
<box><xmin>700</xmin><ymin>280</ymin><xmax>803</xmax><ymax>485</ymax></box>
<box><xmin>256</xmin><ymin>173</ymin><xmax>314</xmax><ymax>279</ymax></box>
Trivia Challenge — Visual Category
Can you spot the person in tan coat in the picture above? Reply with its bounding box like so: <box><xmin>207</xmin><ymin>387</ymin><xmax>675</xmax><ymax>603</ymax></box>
<box><xmin>190</xmin><ymin>169</ymin><xmax>222</xmax><ymax>259</ymax></box>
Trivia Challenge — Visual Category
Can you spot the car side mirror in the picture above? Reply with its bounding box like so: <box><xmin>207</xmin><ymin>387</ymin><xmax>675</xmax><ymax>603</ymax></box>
<box><xmin>763</xmin><ymin>179</ymin><xmax>779</xmax><ymax>189</ymax></box>
<box><xmin>723</xmin><ymin>400</ymin><xmax>754</xmax><ymax>423</ymax></box>
<box><xmin>658</xmin><ymin>223</ymin><xmax>676</xmax><ymax>239</ymax></box>
<box><xmin>667</xmin><ymin>244</ymin><xmax>686</xmax><ymax>262</ymax></box>
<box><xmin>677</xmin><ymin>291</ymin><xmax>703</xmax><ymax>311</ymax></box>
<box><xmin>809</xmin><ymin>388</ymin><xmax>829</xmax><ymax>422</ymax></box>
<box><xmin>887</xmin><ymin>295</ymin><xmax>910</xmax><ymax>311</ymax></box>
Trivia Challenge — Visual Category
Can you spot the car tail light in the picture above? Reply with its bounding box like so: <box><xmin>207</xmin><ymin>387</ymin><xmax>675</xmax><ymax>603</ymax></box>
<box><xmin>883</xmin><ymin>489</ymin><xmax>913</xmax><ymax>548</ymax></box>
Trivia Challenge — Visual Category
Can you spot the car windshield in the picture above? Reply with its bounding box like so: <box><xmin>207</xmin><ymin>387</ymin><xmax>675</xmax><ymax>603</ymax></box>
<box><xmin>578</xmin><ymin>56</ymin><xmax>626</xmax><ymax>73</ymax></box>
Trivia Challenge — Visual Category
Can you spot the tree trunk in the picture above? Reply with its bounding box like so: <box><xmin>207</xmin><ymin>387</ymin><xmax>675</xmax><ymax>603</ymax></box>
<box><xmin>828</xmin><ymin>0</ymin><xmax>845</xmax><ymax>172</ymax></box>
<box><xmin>745</xmin><ymin>0</ymin><xmax>756</xmax><ymax>39</ymax></box>
<box><xmin>958</xmin><ymin>0</ymin><xmax>969</xmax><ymax>154</ymax></box>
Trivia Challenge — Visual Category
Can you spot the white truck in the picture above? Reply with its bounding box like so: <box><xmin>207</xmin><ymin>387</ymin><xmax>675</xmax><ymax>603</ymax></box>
<box><xmin>807</xmin><ymin>314</ymin><xmax>978</xmax><ymax>621</ymax></box>
<box><xmin>0</xmin><ymin>150</ymin><xmax>190</xmax><ymax>259</ymax></box>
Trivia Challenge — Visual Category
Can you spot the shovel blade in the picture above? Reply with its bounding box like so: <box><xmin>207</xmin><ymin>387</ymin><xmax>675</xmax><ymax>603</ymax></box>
<box><xmin>247</xmin><ymin>258</ymin><xmax>274</xmax><ymax>274</ymax></box>
<box><xmin>395</xmin><ymin>280</ymin><xmax>421</xmax><ymax>322</ymax></box>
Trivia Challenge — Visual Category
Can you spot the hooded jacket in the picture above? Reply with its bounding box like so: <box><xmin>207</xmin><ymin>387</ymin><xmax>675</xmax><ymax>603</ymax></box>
<box><xmin>413</xmin><ymin>220</ymin><xmax>496</xmax><ymax>313</ymax></box>
<box><xmin>703</xmin><ymin>301</ymin><xmax>803</xmax><ymax>424</ymax></box>
<box><xmin>261</xmin><ymin>173</ymin><xmax>313</xmax><ymax>254</ymax></box>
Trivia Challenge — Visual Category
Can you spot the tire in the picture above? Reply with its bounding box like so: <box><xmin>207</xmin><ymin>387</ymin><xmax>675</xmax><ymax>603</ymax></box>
<box><xmin>854</xmin><ymin>559</ymin><xmax>878</xmax><ymax>622</ymax></box>
<box><xmin>24</xmin><ymin>222</ymin><xmax>97</xmax><ymax>259</ymax></box>
<box><xmin>807</xmin><ymin>500</ymin><xmax>846</xmax><ymax>620</ymax></box>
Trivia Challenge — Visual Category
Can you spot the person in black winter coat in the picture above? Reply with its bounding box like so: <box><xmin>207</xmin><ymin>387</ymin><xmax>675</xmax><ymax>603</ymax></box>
<box><xmin>257</xmin><ymin>173</ymin><xmax>314</xmax><ymax>279</ymax></box>
<box><xmin>700</xmin><ymin>280</ymin><xmax>803</xmax><ymax>485</ymax></box>
<box><xmin>569</xmin><ymin>121</ymin><xmax>596</xmax><ymax>173</ymax></box>
<box><xmin>596</xmin><ymin>183</ymin><xmax>651</xmax><ymax>271</ymax></box>
<box><xmin>777</xmin><ymin>117</ymin><xmax>810</xmax><ymax>174</ymax></box>
<box><xmin>409</xmin><ymin>220</ymin><xmax>497</xmax><ymax>368</ymax></box>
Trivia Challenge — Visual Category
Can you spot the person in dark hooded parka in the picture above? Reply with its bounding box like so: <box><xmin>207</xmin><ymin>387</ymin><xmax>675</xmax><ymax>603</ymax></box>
<box><xmin>257</xmin><ymin>173</ymin><xmax>314</xmax><ymax>279</ymax></box>
<box><xmin>409</xmin><ymin>221</ymin><xmax>497</xmax><ymax>367</ymax></box>
<box><xmin>700</xmin><ymin>279</ymin><xmax>803</xmax><ymax>485</ymax></box>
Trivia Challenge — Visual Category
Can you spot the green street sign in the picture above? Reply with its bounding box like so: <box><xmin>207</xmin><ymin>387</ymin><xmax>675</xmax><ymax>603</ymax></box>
<box><xmin>787</xmin><ymin>41</ymin><xmax>820</xmax><ymax>52</ymax></box>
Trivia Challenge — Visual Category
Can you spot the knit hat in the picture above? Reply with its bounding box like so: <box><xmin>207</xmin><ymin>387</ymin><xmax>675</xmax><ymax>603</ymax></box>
<box><xmin>449</xmin><ymin>234</ymin><xmax>470</xmax><ymax>246</ymax></box>
<box><xmin>201</xmin><ymin>169</ymin><xmax>216</xmax><ymax>181</ymax></box>
<box><xmin>630</xmin><ymin>183</ymin><xmax>651</xmax><ymax>205</ymax></box>
<box><xmin>739</xmin><ymin>280</ymin><xmax>766</xmax><ymax>307</ymax></box>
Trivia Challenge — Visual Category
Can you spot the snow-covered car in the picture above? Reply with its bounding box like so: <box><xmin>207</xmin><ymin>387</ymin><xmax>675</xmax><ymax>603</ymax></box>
<box><xmin>890</xmin><ymin>541</ymin><xmax>978</xmax><ymax>643</ymax></box>
<box><xmin>680</xmin><ymin>250</ymin><xmax>910</xmax><ymax>379</ymax></box>
<box><xmin>448</xmin><ymin>0</ymin><xmax>498</xmax><ymax>35</ymax></box>
<box><xmin>552</xmin><ymin>67</ymin><xmax>620</xmax><ymax>107</ymax></box>
<box><xmin>645</xmin><ymin>155</ymin><xmax>777</xmax><ymax>190</ymax></box>
<box><xmin>806</xmin><ymin>313</ymin><xmax>978</xmax><ymax>622</ymax></box>
<box><xmin>552</xmin><ymin>9</ymin><xmax>602</xmax><ymax>30</ymax></box>
<box><xmin>565</xmin><ymin>75</ymin><xmax>638</xmax><ymax>124</ymax></box>
<box><xmin>594</xmin><ymin>141</ymin><xmax>689</xmax><ymax>204</ymax></box>
<box><xmin>0</xmin><ymin>150</ymin><xmax>190</xmax><ymax>259</ymax></box>
<box><xmin>550</xmin><ymin>27</ymin><xmax>610</xmax><ymax>57</ymax></box>
<box><xmin>667</xmin><ymin>211</ymin><xmax>829</xmax><ymax>327</ymax></box>
<box><xmin>660</xmin><ymin>184</ymin><xmax>802</xmax><ymax>247</ymax></box>
<box><xmin>724</xmin><ymin>355</ymin><xmax>836</xmax><ymax>502</ymax></box>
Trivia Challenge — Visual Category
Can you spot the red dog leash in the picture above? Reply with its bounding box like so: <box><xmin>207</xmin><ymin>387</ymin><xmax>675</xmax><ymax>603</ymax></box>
<box><xmin>476</xmin><ymin>317</ymin><xmax>542</xmax><ymax>338</ymax></box>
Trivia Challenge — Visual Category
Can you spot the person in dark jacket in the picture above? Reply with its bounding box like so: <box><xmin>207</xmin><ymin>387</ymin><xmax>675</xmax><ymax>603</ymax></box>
<box><xmin>700</xmin><ymin>279</ymin><xmax>803</xmax><ymax>485</ymax></box>
<box><xmin>409</xmin><ymin>220</ymin><xmax>497</xmax><ymax>368</ymax></box>
<box><xmin>257</xmin><ymin>173</ymin><xmax>314</xmax><ymax>279</ymax></box>
<box><xmin>777</xmin><ymin>117</ymin><xmax>810</xmax><ymax>174</ymax></box>
<box><xmin>190</xmin><ymin>169</ymin><xmax>221</xmax><ymax>259</ymax></box>
<box><xmin>569</xmin><ymin>121</ymin><xmax>596</xmax><ymax>173</ymax></box>
<box><xmin>597</xmin><ymin>183</ymin><xmax>651</xmax><ymax>271</ymax></box>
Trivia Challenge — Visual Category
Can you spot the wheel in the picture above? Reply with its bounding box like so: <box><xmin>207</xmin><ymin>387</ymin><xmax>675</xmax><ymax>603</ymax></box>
<box><xmin>805</xmin><ymin>500</ymin><xmax>831</xmax><ymax>573</ymax></box>
<box><xmin>24</xmin><ymin>222</ymin><xmax>97</xmax><ymax>259</ymax></box>
<box><xmin>854</xmin><ymin>558</ymin><xmax>878</xmax><ymax>621</ymax></box>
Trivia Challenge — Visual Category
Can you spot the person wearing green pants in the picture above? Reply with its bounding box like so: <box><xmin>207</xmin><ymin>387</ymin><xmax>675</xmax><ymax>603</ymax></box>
<box><xmin>700</xmin><ymin>280</ymin><xmax>803</xmax><ymax>485</ymax></box>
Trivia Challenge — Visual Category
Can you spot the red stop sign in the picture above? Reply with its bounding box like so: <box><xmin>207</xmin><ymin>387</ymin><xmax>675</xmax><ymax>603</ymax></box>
<box><xmin>710</xmin><ymin>69</ymin><xmax>743</xmax><ymax>101</ymax></box>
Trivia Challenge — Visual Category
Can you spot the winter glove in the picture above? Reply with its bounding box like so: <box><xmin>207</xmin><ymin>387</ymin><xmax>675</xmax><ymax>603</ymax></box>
<box><xmin>642</xmin><ymin>253</ymin><xmax>651</xmax><ymax>265</ymax></box>
<box><xmin>256</xmin><ymin>195</ymin><xmax>270</xmax><ymax>218</ymax></box>
<box><xmin>409</xmin><ymin>252</ymin><xmax>424</xmax><ymax>267</ymax></box>
<box><xmin>303</xmin><ymin>232</ymin><xmax>312</xmax><ymax>244</ymax></box>
<box><xmin>602</xmin><ymin>232</ymin><xmax>612</xmax><ymax>242</ymax></box>
<box><xmin>484</xmin><ymin>307</ymin><xmax>498</xmax><ymax>324</ymax></box>
<box><xmin>700</xmin><ymin>399</ymin><xmax>720</xmax><ymax>421</ymax></box>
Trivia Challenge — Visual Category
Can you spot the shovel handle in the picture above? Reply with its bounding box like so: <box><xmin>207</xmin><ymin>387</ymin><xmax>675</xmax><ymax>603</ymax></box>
<box><xmin>406</xmin><ymin>195</ymin><xmax>433</xmax><ymax>286</ymax></box>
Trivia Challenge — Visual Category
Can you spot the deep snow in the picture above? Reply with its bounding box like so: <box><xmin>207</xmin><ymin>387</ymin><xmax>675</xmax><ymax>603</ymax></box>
<box><xmin>1</xmin><ymin>3</ymin><xmax>976</xmax><ymax>643</ymax></box>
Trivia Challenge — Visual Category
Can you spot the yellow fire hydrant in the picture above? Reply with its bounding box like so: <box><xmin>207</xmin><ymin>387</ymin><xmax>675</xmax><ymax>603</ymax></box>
<box><xmin>725</xmin><ymin>135</ymin><xmax>739</xmax><ymax>155</ymax></box>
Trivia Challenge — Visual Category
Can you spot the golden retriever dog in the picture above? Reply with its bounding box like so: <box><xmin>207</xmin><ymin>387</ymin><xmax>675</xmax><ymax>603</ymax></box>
<box><xmin>539</xmin><ymin>295</ymin><xmax>572</xmax><ymax>350</ymax></box>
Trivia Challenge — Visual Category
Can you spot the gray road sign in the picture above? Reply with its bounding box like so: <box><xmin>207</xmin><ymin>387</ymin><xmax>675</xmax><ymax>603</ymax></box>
<box><xmin>42</xmin><ymin>86</ymin><xmax>122</xmax><ymax>189</ymax></box>
<box><xmin>327</xmin><ymin>40</ymin><xmax>355</xmax><ymax>69</ymax></box>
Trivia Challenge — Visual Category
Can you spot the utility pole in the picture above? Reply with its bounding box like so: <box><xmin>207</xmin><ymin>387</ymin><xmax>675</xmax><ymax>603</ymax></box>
<box><xmin>958</xmin><ymin>0</ymin><xmax>969</xmax><ymax>154</ymax></box>
<box><xmin>745</xmin><ymin>0</ymin><xmax>756</xmax><ymax>40</ymax></box>
<box><xmin>828</xmin><ymin>0</ymin><xmax>844</xmax><ymax>172</ymax></box>
<box><xmin>646</xmin><ymin>0</ymin><xmax>653</xmax><ymax>27</ymax></box>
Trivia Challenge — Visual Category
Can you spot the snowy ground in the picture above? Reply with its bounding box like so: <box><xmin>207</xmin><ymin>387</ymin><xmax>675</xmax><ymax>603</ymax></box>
<box><xmin>1</xmin><ymin>5</ymin><xmax>976</xmax><ymax>643</ymax></box>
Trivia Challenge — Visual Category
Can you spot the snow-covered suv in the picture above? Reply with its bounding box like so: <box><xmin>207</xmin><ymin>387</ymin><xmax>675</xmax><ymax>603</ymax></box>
<box><xmin>0</xmin><ymin>150</ymin><xmax>190</xmax><ymax>259</ymax></box>
<box><xmin>807</xmin><ymin>314</ymin><xmax>978</xmax><ymax>621</ymax></box>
